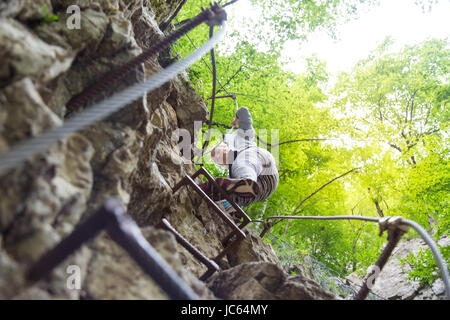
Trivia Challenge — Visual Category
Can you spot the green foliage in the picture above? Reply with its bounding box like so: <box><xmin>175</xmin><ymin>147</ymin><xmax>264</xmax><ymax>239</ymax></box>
<box><xmin>195</xmin><ymin>157</ymin><xmax>228</xmax><ymax>182</ymax></box>
<box><xmin>249</xmin><ymin>0</ymin><xmax>379</xmax><ymax>50</ymax></box>
<box><xmin>42</xmin><ymin>4</ymin><xmax>59</xmax><ymax>22</ymax></box>
<box><xmin>173</xmin><ymin>1</ymin><xmax>449</xmax><ymax>281</ymax></box>
<box><xmin>399</xmin><ymin>245</ymin><xmax>450</xmax><ymax>285</ymax></box>
<box><xmin>333</xmin><ymin>38</ymin><xmax>449</xmax><ymax>232</ymax></box>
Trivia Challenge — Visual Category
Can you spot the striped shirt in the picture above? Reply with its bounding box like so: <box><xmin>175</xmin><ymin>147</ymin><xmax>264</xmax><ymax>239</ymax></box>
<box><xmin>229</xmin><ymin>146</ymin><xmax>279</xmax><ymax>207</ymax></box>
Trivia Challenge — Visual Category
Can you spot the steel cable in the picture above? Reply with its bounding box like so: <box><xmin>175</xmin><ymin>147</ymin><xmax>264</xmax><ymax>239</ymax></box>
<box><xmin>265</xmin><ymin>215</ymin><xmax>380</xmax><ymax>223</ymax></box>
<box><xmin>181</xmin><ymin>23</ymin><xmax>238</xmax><ymax>160</ymax></box>
<box><xmin>201</xmin><ymin>26</ymin><xmax>218</xmax><ymax>155</ymax></box>
<box><xmin>0</xmin><ymin>22</ymin><xmax>227</xmax><ymax>176</ymax></box>
<box><xmin>66</xmin><ymin>6</ymin><xmax>219</xmax><ymax>114</ymax></box>
<box><xmin>402</xmin><ymin>218</ymin><xmax>450</xmax><ymax>300</ymax></box>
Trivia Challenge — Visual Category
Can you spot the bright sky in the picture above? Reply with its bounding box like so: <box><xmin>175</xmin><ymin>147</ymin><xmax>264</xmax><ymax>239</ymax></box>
<box><xmin>226</xmin><ymin>0</ymin><xmax>450</xmax><ymax>75</ymax></box>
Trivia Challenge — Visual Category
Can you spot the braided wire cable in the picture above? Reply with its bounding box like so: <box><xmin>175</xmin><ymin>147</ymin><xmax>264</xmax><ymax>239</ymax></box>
<box><xmin>66</xmin><ymin>6</ymin><xmax>221</xmax><ymax>113</ymax></box>
<box><xmin>0</xmin><ymin>22</ymin><xmax>227</xmax><ymax>176</ymax></box>
<box><xmin>201</xmin><ymin>26</ymin><xmax>218</xmax><ymax>155</ymax></box>
<box><xmin>265</xmin><ymin>215</ymin><xmax>380</xmax><ymax>223</ymax></box>
<box><xmin>402</xmin><ymin>219</ymin><xmax>450</xmax><ymax>300</ymax></box>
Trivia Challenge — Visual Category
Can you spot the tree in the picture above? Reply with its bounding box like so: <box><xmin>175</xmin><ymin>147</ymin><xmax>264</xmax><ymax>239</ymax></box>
<box><xmin>334</xmin><ymin>38</ymin><xmax>449</xmax><ymax>165</ymax></box>
<box><xmin>333</xmin><ymin>38</ymin><xmax>449</xmax><ymax>232</ymax></box>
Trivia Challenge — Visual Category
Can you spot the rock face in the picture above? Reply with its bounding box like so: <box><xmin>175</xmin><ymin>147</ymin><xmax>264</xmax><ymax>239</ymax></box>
<box><xmin>0</xmin><ymin>19</ymin><xmax>75</xmax><ymax>86</ymax></box>
<box><xmin>370</xmin><ymin>236</ymin><xmax>449</xmax><ymax>300</ymax></box>
<box><xmin>227</xmin><ymin>230</ymin><xmax>281</xmax><ymax>267</ymax></box>
<box><xmin>0</xmin><ymin>0</ymin><xmax>336</xmax><ymax>300</ymax></box>
<box><xmin>346</xmin><ymin>236</ymin><xmax>449</xmax><ymax>300</ymax></box>
<box><xmin>84</xmin><ymin>228</ymin><xmax>214</xmax><ymax>300</ymax></box>
<box><xmin>207</xmin><ymin>262</ymin><xmax>336</xmax><ymax>300</ymax></box>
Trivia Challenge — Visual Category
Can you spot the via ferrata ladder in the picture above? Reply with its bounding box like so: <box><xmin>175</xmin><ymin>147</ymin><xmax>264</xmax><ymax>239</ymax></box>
<box><xmin>162</xmin><ymin>166</ymin><xmax>251</xmax><ymax>280</ymax></box>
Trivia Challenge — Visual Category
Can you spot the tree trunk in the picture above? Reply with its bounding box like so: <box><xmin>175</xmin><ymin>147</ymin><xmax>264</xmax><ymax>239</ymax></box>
<box><xmin>373</xmin><ymin>199</ymin><xmax>384</xmax><ymax>217</ymax></box>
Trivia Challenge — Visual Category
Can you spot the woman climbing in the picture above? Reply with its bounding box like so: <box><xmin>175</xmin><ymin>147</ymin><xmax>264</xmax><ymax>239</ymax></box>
<box><xmin>201</xmin><ymin>107</ymin><xmax>279</xmax><ymax>207</ymax></box>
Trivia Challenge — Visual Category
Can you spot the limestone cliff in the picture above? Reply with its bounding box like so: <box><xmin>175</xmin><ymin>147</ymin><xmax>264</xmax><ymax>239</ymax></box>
<box><xmin>346</xmin><ymin>236</ymin><xmax>449</xmax><ymax>300</ymax></box>
<box><xmin>0</xmin><ymin>0</ymin><xmax>336</xmax><ymax>300</ymax></box>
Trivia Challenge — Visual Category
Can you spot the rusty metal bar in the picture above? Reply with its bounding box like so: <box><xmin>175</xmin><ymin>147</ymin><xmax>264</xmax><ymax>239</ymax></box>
<box><xmin>158</xmin><ymin>218</ymin><xmax>220</xmax><ymax>278</ymax></box>
<box><xmin>214</xmin><ymin>236</ymin><xmax>242</xmax><ymax>262</ymax></box>
<box><xmin>221</xmin><ymin>220</ymin><xmax>250</xmax><ymax>245</ymax></box>
<box><xmin>26</xmin><ymin>206</ymin><xmax>108</xmax><ymax>283</ymax></box>
<box><xmin>172</xmin><ymin>167</ymin><xmax>251</xmax><ymax>267</ymax></box>
<box><xmin>354</xmin><ymin>228</ymin><xmax>404</xmax><ymax>300</ymax></box>
<box><xmin>238</xmin><ymin>220</ymin><xmax>250</xmax><ymax>230</ymax></box>
<box><xmin>26</xmin><ymin>198</ymin><xmax>198</xmax><ymax>300</ymax></box>
<box><xmin>172</xmin><ymin>176</ymin><xmax>188</xmax><ymax>193</ymax></box>
<box><xmin>199</xmin><ymin>268</ymin><xmax>217</xmax><ymax>281</ymax></box>
<box><xmin>184</xmin><ymin>174</ymin><xmax>246</xmax><ymax>240</ymax></box>
<box><xmin>198</xmin><ymin>167</ymin><xmax>251</xmax><ymax>223</ymax></box>
<box><xmin>173</xmin><ymin>167</ymin><xmax>251</xmax><ymax>226</ymax></box>
<box><xmin>172</xmin><ymin>168</ymin><xmax>204</xmax><ymax>193</ymax></box>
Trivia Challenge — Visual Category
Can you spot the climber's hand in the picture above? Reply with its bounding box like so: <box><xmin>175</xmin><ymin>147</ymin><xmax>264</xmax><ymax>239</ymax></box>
<box><xmin>212</xmin><ymin>144</ymin><xmax>230</xmax><ymax>166</ymax></box>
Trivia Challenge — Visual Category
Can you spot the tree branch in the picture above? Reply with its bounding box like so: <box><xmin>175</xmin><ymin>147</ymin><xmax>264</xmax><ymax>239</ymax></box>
<box><xmin>373</xmin><ymin>199</ymin><xmax>384</xmax><ymax>217</ymax></box>
<box><xmin>289</xmin><ymin>167</ymin><xmax>361</xmax><ymax>217</ymax></box>
<box><xmin>159</xmin><ymin>0</ymin><xmax>187</xmax><ymax>32</ymax></box>
<box><xmin>283</xmin><ymin>167</ymin><xmax>361</xmax><ymax>235</ymax></box>
<box><xmin>228</xmin><ymin>92</ymin><xmax>270</xmax><ymax>104</ymax></box>
<box><xmin>215</xmin><ymin>65</ymin><xmax>244</xmax><ymax>95</ymax></box>
<box><xmin>388</xmin><ymin>142</ymin><xmax>403</xmax><ymax>153</ymax></box>
<box><xmin>256</xmin><ymin>135</ymin><xmax>334</xmax><ymax>147</ymax></box>
<box><xmin>279</xmin><ymin>169</ymin><xmax>295</xmax><ymax>179</ymax></box>
<box><xmin>205</xmin><ymin>120</ymin><xmax>232</xmax><ymax>129</ymax></box>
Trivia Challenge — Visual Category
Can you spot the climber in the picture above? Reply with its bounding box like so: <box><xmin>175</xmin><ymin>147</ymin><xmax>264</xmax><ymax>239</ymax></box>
<box><xmin>201</xmin><ymin>107</ymin><xmax>279</xmax><ymax>207</ymax></box>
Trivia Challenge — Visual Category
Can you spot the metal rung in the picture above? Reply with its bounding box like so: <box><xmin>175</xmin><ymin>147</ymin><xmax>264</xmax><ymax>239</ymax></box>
<box><xmin>184</xmin><ymin>174</ymin><xmax>246</xmax><ymax>239</ymax></box>
<box><xmin>158</xmin><ymin>218</ymin><xmax>220</xmax><ymax>280</ymax></box>
<box><xmin>198</xmin><ymin>167</ymin><xmax>251</xmax><ymax>224</ymax></box>
<box><xmin>172</xmin><ymin>167</ymin><xmax>252</xmax><ymax>266</ymax></box>
<box><xmin>26</xmin><ymin>198</ymin><xmax>198</xmax><ymax>300</ymax></box>
<box><xmin>221</xmin><ymin>220</ymin><xmax>250</xmax><ymax>245</ymax></box>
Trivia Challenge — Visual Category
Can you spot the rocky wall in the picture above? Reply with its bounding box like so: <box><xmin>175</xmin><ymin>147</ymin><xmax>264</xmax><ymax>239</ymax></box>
<box><xmin>346</xmin><ymin>236</ymin><xmax>450</xmax><ymax>300</ymax></box>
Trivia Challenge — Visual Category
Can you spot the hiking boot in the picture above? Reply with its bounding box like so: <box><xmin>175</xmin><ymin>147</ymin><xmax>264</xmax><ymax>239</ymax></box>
<box><xmin>200</xmin><ymin>178</ymin><xmax>259</xmax><ymax>201</ymax></box>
